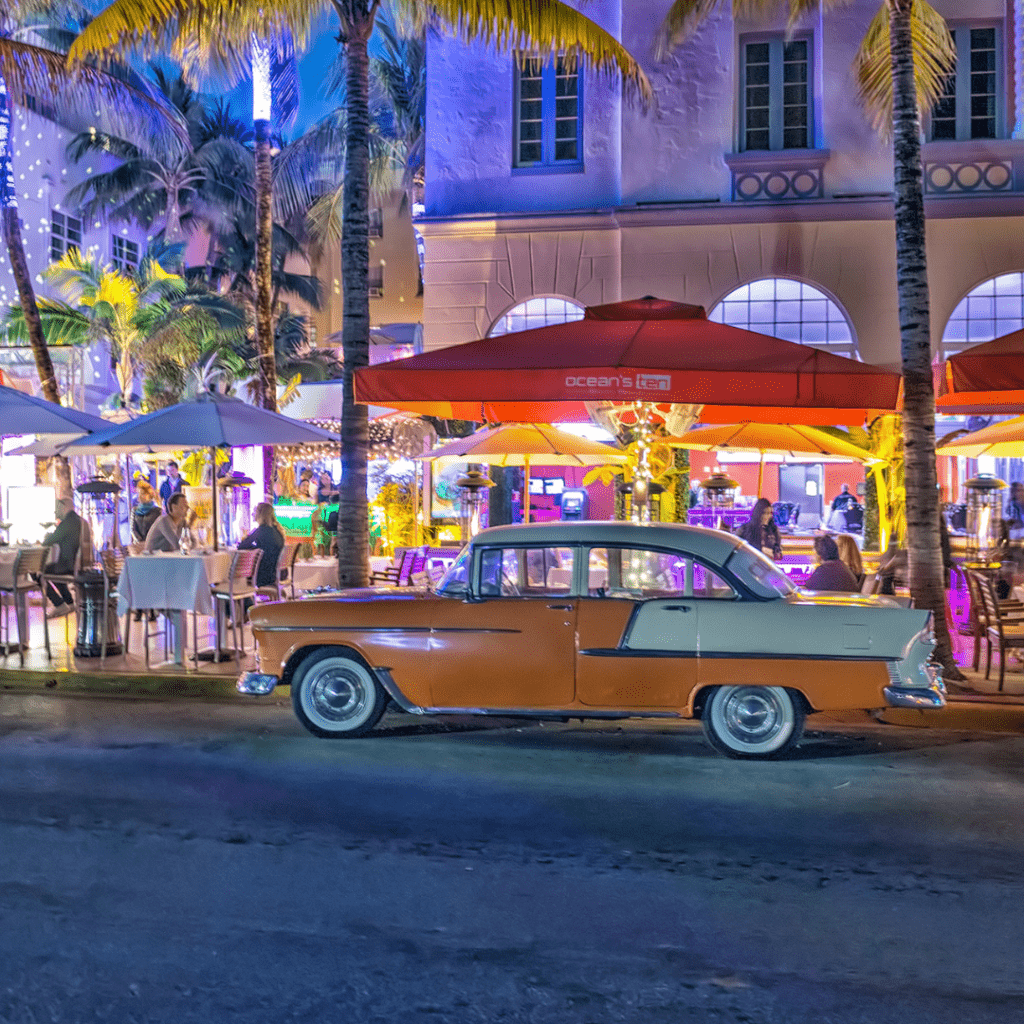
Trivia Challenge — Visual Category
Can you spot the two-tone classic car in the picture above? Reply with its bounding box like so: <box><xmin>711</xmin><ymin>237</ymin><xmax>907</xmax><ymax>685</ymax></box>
<box><xmin>238</xmin><ymin>522</ymin><xmax>945</xmax><ymax>759</ymax></box>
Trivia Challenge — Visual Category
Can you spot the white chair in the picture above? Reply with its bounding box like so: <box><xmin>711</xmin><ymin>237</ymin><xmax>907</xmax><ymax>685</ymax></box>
<box><xmin>0</xmin><ymin>547</ymin><xmax>48</xmax><ymax>665</ymax></box>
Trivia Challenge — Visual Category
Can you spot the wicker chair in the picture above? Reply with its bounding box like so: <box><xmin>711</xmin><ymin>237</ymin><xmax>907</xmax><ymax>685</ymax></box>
<box><xmin>211</xmin><ymin>548</ymin><xmax>262</xmax><ymax>667</ymax></box>
<box><xmin>964</xmin><ymin>569</ymin><xmax>1024</xmax><ymax>672</ymax></box>
<box><xmin>0</xmin><ymin>546</ymin><xmax>48</xmax><ymax>665</ymax></box>
<box><xmin>256</xmin><ymin>541</ymin><xmax>301</xmax><ymax>602</ymax></box>
<box><xmin>971</xmin><ymin>570</ymin><xmax>1024</xmax><ymax>690</ymax></box>
<box><xmin>98</xmin><ymin>547</ymin><xmax>129</xmax><ymax>669</ymax></box>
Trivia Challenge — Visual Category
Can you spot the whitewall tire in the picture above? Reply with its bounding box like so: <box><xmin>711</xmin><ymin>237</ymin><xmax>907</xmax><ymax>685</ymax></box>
<box><xmin>702</xmin><ymin>685</ymin><xmax>805</xmax><ymax>759</ymax></box>
<box><xmin>291</xmin><ymin>648</ymin><xmax>388</xmax><ymax>739</ymax></box>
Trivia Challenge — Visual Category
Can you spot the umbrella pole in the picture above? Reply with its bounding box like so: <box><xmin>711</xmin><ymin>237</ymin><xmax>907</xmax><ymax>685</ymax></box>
<box><xmin>757</xmin><ymin>452</ymin><xmax>765</xmax><ymax>498</ymax></box>
<box><xmin>212</xmin><ymin>446</ymin><xmax>219</xmax><ymax>552</ymax></box>
<box><xmin>524</xmin><ymin>456</ymin><xmax>530</xmax><ymax>524</ymax></box>
<box><xmin>412</xmin><ymin>462</ymin><xmax>421</xmax><ymax>547</ymax></box>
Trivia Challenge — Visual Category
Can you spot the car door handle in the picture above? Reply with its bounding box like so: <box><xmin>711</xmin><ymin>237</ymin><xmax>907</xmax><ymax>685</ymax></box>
<box><xmin>663</xmin><ymin>605</ymin><xmax>692</xmax><ymax>612</ymax></box>
<box><xmin>547</xmin><ymin>604</ymin><xmax>573</xmax><ymax>611</ymax></box>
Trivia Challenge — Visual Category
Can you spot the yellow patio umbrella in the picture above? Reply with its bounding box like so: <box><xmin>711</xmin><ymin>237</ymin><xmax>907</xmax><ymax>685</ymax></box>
<box><xmin>664</xmin><ymin>422</ymin><xmax>878</xmax><ymax>497</ymax></box>
<box><xmin>418</xmin><ymin>423</ymin><xmax>628</xmax><ymax>523</ymax></box>
<box><xmin>936</xmin><ymin>415</ymin><xmax>1024</xmax><ymax>458</ymax></box>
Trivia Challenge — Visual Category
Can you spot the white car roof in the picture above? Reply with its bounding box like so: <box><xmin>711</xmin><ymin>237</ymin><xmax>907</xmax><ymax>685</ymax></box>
<box><xmin>471</xmin><ymin>521</ymin><xmax>744</xmax><ymax>564</ymax></box>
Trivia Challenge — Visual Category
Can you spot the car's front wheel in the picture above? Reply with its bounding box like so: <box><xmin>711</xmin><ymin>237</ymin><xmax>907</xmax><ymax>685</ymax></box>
<box><xmin>291</xmin><ymin>648</ymin><xmax>388</xmax><ymax>738</ymax></box>
<box><xmin>702</xmin><ymin>685</ymin><xmax>805</xmax><ymax>759</ymax></box>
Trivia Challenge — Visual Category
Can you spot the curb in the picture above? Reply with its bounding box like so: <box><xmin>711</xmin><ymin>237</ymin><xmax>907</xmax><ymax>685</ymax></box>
<box><xmin>0</xmin><ymin>668</ymin><xmax>240</xmax><ymax>702</ymax></box>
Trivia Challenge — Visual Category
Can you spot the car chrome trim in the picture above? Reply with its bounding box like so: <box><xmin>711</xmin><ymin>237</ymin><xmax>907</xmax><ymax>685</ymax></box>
<box><xmin>580</xmin><ymin>648</ymin><xmax>899</xmax><ymax>662</ymax></box>
<box><xmin>257</xmin><ymin>624</ymin><xmax>519</xmax><ymax>635</ymax></box>
<box><xmin>236</xmin><ymin>672</ymin><xmax>279</xmax><ymax>695</ymax></box>
<box><xmin>419</xmin><ymin>706</ymin><xmax>682</xmax><ymax>719</ymax></box>
<box><xmin>883</xmin><ymin>684</ymin><xmax>946</xmax><ymax>709</ymax></box>
<box><xmin>372</xmin><ymin>668</ymin><xmax>427</xmax><ymax>714</ymax></box>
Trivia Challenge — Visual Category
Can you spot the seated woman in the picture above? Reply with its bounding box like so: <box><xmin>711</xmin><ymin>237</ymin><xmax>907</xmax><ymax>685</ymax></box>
<box><xmin>736</xmin><ymin>497</ymin><xmax>783</xmax><ymax>560</ymax></box>
<box><xmin>238</xmin><ymin>502</ymin><xmax>286</xmax><ymax>590</ymax></box>
<box><xmin>835</xmin><ymin>534</ymin><xmax>865</xmax><ymax>589</ymax></box>
<box><xmin>131</xmin><ymin>481</ymin><xmax>161</xmax><ymax>544</ymax></box>
<box><xmin>804</xmin><ymin>535</ymin><xmax>860</xmax><ymax>592</ymax></box>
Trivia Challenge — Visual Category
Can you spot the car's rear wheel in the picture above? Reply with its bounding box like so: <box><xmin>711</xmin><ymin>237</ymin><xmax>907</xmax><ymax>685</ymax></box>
<box><xmin>702</xmin><ymin>685</ymin><xmax>804</xmax><ymax>759</ymax></box>
<box><xmin>291</xmin><ymin>648</ymin><xmax>388</xmax><ymax>738</ymax></box>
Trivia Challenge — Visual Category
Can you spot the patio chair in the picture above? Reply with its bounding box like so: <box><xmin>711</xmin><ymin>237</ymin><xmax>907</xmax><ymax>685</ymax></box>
<box><xmin>859</xmin><ymin>572</ymin><xmax>878</xmax><ymax>596</ymax></box>
<box><xmin>255</xmin><ymin>541</ymin><xmax>300</xmax><ymax>603</ymax></box>
<box><xmin>966</xmin><ymin>570</ymin><xmax>1024</xmax><ymax>677</ymax></box>
<box><xmin>41</xmin><ymin>517</ymin><xmax>95</xmax><ymax>658</ymax></box>
<box><xmin>0</xmin><ymin>546</ymin><xmax>48</xmax><ymax>666</ymax></box>
<box><xmin>211</xmin><ymin>548</ymin><xmax>262</xmax><ymax>668</ymax></box>
<box><xmin>98</xmin><ymin>547</ymin><xmax>130</xmax><ymax>669</ymax></box>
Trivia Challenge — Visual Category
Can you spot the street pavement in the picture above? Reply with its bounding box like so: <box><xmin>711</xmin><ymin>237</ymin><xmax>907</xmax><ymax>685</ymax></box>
<box><xmin>1</xmin><ymin>692</ymin><xmax>1023</xmax><ymax>1023</ymax></box>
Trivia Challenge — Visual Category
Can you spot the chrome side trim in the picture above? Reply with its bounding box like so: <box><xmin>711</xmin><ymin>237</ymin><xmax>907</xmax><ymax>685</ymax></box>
<box><xmin>883</xmin><ymin>684</ymin><xmax>946</xmax><ymax>709</ymax></box>
<box><xmin>373</xmin><ymin>668</ymin><xmax>427</xmax><ymax>715</ymax></box>
<box><xmin>258</xmin><ymin>625</ymin><xmax>519</xmax><ymax>635</ymax></box>
<box><xmin>418</xmin><ymin>707</ymin><xmax>682</xmax><ymax>720</ymax></box>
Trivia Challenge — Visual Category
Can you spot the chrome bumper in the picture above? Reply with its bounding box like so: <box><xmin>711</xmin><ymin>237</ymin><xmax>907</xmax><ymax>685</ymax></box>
<box><xmin>883</xmin><ymin>682</ymin><xmax>946</xmax><ymax>709</ymax></box>
<box><xmin>237</xmin><ymin>672</ymin><xmax>279</xmax><ymax>696</ymax></box>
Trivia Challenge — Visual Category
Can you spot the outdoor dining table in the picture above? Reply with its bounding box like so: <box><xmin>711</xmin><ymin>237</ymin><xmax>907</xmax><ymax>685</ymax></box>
<box><xmin>116</xmin><ymin>550</ymin><xmax>233</xmax><ymax>665</ymax></box>
<box><xmin>292</xmin><ymin>557</ymin><xmax>341</xmax><ymax>593</ymax></box>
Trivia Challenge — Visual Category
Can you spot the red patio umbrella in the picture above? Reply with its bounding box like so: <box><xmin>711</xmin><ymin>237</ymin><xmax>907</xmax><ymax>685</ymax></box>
<box><xmin>355</xmin><ymin>297</ymin><xmax>901</xmax><ymax>425</ymax></box>
<box><xmin>935</xmin><ymin>329</ymin><xmax>1024</xmax><ymax>414</ymax></box>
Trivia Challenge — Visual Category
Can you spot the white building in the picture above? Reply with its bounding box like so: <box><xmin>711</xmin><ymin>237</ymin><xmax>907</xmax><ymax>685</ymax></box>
<box><xmin>420</xmin><ymin>0</ymin><xmax>1024</xmax><ymax>370</ymax></box>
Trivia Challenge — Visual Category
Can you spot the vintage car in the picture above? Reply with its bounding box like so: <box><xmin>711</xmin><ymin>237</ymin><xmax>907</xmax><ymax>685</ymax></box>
<box><xmin>238</xmin><ymin>522</ymin><xmax>945</xmax><ymax>759</ymax></box>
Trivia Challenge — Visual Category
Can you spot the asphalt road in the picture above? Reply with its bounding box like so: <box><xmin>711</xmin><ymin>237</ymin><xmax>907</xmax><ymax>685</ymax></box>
<box><xmin>1</xmin><ymin>691</ymin><xmax>1022</xmax><ymax>1023</ymax></box>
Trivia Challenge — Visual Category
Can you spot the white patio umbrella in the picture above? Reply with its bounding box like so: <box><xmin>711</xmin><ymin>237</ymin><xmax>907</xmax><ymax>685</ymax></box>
<box><xmin>0</xmin><ymin>384</ymin><xmax>110</xmax><ymax>437</ymax></box>
<box><xmin>63</xmin><ymin>392</ymin><xmax>339</xmax><ymax>549</ymax></box>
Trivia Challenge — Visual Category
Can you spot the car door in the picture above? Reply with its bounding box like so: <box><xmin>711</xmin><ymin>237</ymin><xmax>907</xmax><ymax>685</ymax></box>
<box><xmin>429</xmin><ymin>544</ymin><xmax>577</xmax><ymax>709</ymax></box>
<box><xmin>575</xmin><ymin>545</ymin><xmax>698</xmax><ymax>708</ymax></box>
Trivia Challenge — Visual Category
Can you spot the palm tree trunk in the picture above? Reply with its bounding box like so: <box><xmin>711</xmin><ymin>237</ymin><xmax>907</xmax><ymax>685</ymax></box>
<box><xmin>888</xmin><ymin>0</ymin><xmax>961</xmax><ymax>679</ymax></box>
<box><xmin>0</xmin><ymin>73</ymin><xmax>71</xmax><ymax>498</ymax></box>
<box><xmin>253</xmin><ymin>118</ymin><xmax>276</xmax><ymax>413</ymax></box>
<box><xmin>336</xmin><ymin>4</ymin><xmax>376</xmax><ymax>589</ymax></box>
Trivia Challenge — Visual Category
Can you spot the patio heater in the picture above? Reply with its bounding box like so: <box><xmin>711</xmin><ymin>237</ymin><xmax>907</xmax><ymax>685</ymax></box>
<box><xmin>218</xmin><ymin>474</ymin><xmax>255</xmax><ymax>547</ymax></box>
<box><xmin>700</xmin><ymin>472</ymin><xmax>739</xmax><ymax>509</ymax></box>
<box><xmin>964</xmin><ymin>474</ymin><xmax>1006</xmax><ymax>562</ymax></box>
<box><xmin>455</xmin><ymin>466</ymin><xmax>495</xmax><ymax>542</ymax></box>
<box><xmin>76</xmin><ymin>478</ymin><xmax>121</xmax><ymax>550</ymax></box>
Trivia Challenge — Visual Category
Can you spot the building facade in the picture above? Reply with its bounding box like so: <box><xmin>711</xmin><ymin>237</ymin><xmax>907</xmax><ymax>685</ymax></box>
<box><xmin>420</xmin><ymin>0</ymin><xmax>1024</xmax><ymax>368</ymax></box>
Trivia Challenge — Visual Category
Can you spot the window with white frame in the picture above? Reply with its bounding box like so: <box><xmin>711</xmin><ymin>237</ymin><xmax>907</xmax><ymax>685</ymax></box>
<box><xmin>710</xmin><ymin>279</ymin><xmax>857</xmax><ymax>355</ymax></box>
<box><xmin>514</xmin><ymin>53</ymin><xmax>582</xmax><ymax>169</ymax></box>
<box><xmin>942</xmin><ymin>273</ymin><xmax>1024</xmax><ymax>356</ymax></box>
<box><xmin>742</xmin><ymin>37</ymin><xmax>811</xmax><ymax>151</ymax></box>
<box><xmin>488</xmin><ymin>296</ymin><xmax>586</xmax><ymax>337</ymax></box>
<box><xmin>111</xmin><ymin>234</ymin><xmax>139</xmax><ymax>273</ymax></box>
<box><xmin>50</xmin><ymin>211</ymin><xmax>82</xmax><ymax>262</ymax></box>
<box><xmin>930</xmin><ymin>25</ymin><xmax>1000</xmax><ymax>141</ymax></box>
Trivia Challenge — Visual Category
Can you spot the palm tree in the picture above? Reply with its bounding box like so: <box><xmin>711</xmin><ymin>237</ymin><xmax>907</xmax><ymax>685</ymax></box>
<box><xmin>656</xmin><ymin>0</ymin><xmax>962</xmax><ymax>677</ymax></box>
<box><xmin>65</xmin><ymin>67</ymin><xmax>253</xmax><ymax>248</ymax></box>
<box><xmin>74</xmin><ymin>0</ymin><xmax>651</xmax><ymax>587</ymax></box>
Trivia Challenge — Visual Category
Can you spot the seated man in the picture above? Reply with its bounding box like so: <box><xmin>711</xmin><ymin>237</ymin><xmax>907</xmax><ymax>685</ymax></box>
<box><xmin>144</xmin><ymin>493</ymin><xmax>190</xmax><ymax>552</ymax></box>
<box><xmin>41</xmin><ymin>497</ymin><xmax>82</xmax><ymax>617</ymax></box>
<box><xmin>804</xmin><ymin>535</ymin><xmax>860</xmax><ymax>593</ymax></box>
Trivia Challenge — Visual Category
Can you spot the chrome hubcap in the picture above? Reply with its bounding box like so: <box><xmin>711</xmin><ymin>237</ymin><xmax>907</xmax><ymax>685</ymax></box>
<box><xmin>308</xmin><ymin>666</ymin><xmax>369</xmax><ymax>724</ymax></box>
<box><xmin>723</xmin><ymin>688</ymin><xmax>785</xmax><ymax>743</ymax></box>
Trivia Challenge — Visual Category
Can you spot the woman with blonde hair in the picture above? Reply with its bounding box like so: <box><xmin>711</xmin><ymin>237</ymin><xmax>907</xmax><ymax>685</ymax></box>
<box><xmin>835</xmin><ymin>534</ymin><xmax>864</xmax><ymax>588</ymax></box>
<box><xmin>238</xmin><ymin>502</ymin><xmax>286</xmax><ymax>589</ymax></box>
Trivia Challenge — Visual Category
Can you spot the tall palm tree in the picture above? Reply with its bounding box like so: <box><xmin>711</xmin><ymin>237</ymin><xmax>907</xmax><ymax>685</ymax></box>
<box><xmin>74</xmin><ymin>0</ymin><xmax>651</xmax><ymax>588</ymax></box>
<box><xmin>656</xmin><ymin>0</ymin><xmax>962</xmax><ymax>677</ymax></box>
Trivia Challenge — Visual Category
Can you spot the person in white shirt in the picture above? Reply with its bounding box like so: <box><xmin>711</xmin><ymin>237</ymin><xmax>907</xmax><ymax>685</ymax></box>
<box><xmin>145</xmin><ymin>493</ymin><xmax>190</xmax><ymax>552</ymax></box>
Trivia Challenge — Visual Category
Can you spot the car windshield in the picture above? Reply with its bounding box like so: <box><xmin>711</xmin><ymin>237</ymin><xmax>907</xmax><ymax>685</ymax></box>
<box><xmin>436</xmin><ymin>547</ymin><xmax>470</xmax><ymax>598</ymax></box>
<box><xmin>725</xmin><ymin>544</ymin><xmax>795</xmax><ymax>599</ymax></box>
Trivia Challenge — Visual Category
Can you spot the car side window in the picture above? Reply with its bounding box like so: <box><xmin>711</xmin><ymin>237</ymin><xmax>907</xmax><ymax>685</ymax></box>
<box><xmin>692</xmin><ymin>561</ymin><xmax>736</xmax><ymax>600</ymax></box>
<box><xmin>587</xmin><ymin>547</ymin><xmax>688</xmax><ymax>599</ymax></box>
<box><xmin>479</xmin><ymin>546</ymin><xmax>575</xmax><ymax>597</ymax></box>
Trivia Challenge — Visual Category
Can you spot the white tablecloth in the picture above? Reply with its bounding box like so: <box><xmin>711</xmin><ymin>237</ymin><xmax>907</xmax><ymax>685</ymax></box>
<box><xmin>117</xmin><ymin>551</ymin><xmax>233</xmax><ymax>616</ymax></box>
<box><xmin>0</xmin><ymin>546</ymin><xmax>48</xmax><ymax>589</ymax></box>
<box><xmin>292</xmin><ymin>557</ymin><xmax>340</xmax><ymax>592</ymax></box>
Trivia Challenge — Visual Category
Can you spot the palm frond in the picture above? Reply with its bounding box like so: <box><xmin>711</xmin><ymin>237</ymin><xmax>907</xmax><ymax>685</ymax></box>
<box><xmin>0</xmin><ymin>38</ymin><xmax>188</xmax><ymax>150</ymax></box>
<box><xmin>853</xmin><ymin>0</ymin><xmax>955</xmax><ymax>136</ymax></box>
<box><xmin>418</xmin><ymin>0</ymin><xmax>652</xmax><ymax>107</ymax></box>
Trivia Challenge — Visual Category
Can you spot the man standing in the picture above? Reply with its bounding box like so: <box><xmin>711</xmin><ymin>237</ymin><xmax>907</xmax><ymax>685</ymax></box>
<box><xmin>159</xmin><ymin>461</ymin><xmax>184</xmax><ymax>507</ymax></box>
<box><xmin>41</xmin><ymin>498</ymin><xmax>82</xmax><ymax>617</ymax></box>
<box><xmin>145</xmin><ymin>493</ymin><xmax>190</xmax><ymax>552</ymax></box>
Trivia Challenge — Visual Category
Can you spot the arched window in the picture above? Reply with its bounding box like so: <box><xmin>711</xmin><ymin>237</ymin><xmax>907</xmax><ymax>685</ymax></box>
<box><xmin>942</xmin><ymin>273</ymin><xmax>1024</xmax><ymax>357</ymax></box>
<box><xmin>709</xmin><ymin>278</ymin><xmax>857</xmax><ymax>356</ymax></box>
<box><xmin>488</xmin><ymin>296</ymin><xmax>586</xmax><ymax>336</ymax></box>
